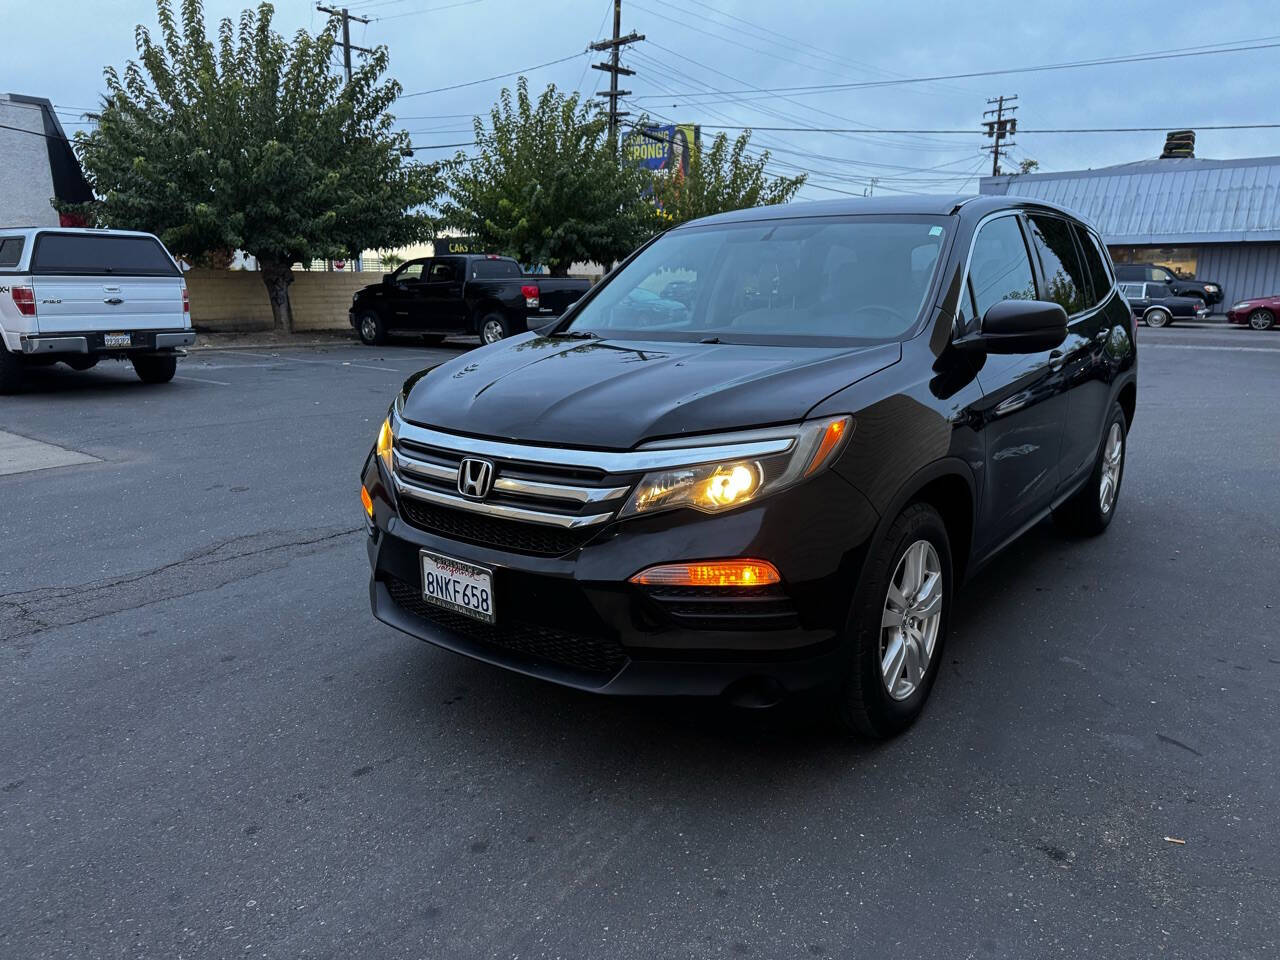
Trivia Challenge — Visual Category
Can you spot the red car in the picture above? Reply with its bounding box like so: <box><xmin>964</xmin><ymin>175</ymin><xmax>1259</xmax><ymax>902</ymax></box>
<box><xmin>1227</xmin><ymin>296</ymin><xmax>1279</xmax><ymax>331</ymax></box>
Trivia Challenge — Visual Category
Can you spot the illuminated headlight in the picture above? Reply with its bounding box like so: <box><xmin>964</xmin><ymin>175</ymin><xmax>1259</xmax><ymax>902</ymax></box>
<box><xmin>376</xmin><ymin>415</ymin><xmax>394</xmax><ymax>474</ymax></box>
<box><xmin>620</xmin><ymin>416</ymin><xmax>852</xmax><ymax>517</ymax></box>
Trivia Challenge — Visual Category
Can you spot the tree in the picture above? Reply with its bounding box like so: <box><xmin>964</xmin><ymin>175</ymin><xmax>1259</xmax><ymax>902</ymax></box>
<box><xmin>71</xmin><ymin>0</ymin><xmax>437</xmax><ymax>331</ymax></box>
<box><xmin>647</xmin><ymin>130</ymin><xmax>805</xmax><ymax>227</ymax></box>
<box><xmin>1016</xmin><ymin>158</ymin><xmax>1040</xmax><ymax>175</ymax></box>
<box><xmin>441</xmin><ymin>78</ymin><xmax>655</xmax><ymax>276</ymax></box>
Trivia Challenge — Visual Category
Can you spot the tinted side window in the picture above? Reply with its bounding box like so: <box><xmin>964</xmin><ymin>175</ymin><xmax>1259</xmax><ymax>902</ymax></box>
<box><xmin>473</xmin><ymin>258</ymin><xmax>520</xmax><ymax>279</ymax></box>
<box><xmin>0</xmin><ymin>237</ymin><xmax>24</xmax><ymax>268</ymax></box>
<box><xmin>1025</xmin><ymin>215</ymin><xmax>1089</xmax><ymax>315</ymax></box>
<box><xmin>428</xmin><ymin>261</ymin><xmax>455</xmax><ymax>282</ymax></box>
<box><xmin>33</xmin><ymin>233</ymin><xmax>179</xmax><ymax>276</ymax></box>
<box><xmin>969</xmin><ymin>215</ymin><xmax>1037</xmax><ymax>320</ymax></box>
<box><xmin>1073</xmin><ymin>224</ymin><xmax>1113</xmax><ymax>306</ymax></box>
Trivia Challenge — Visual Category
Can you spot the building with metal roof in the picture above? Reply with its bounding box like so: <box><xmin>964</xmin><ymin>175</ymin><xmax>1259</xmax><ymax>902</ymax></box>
<box><xmin>980</xmin><ymin>152</ymin><xmax>1280</xmax><ymax>309</ymax></box>
<box><xmin>0</xmin><ymin>93</ymin><xmax>94</xmax><ymax>227</ymax></box>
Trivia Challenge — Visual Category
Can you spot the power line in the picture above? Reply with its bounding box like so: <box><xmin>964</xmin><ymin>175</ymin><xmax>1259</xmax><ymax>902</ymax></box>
<box><xmin>629</xmin><ymin>37</ymin><xmax>1280</xmax><ymax>102</ymax></box>
<box><xmin>983</xmin><ymin>95</ymin><xmax>1017</xmax><ymax>176</ymax></box>
<box><xmin>399</xmin><ymin>51</ymin><xmax>588</xmax><ymax>98</ymax></box>
<box><xmin>367</xmin><ymin>0</ymin><xmax>483</xmax><ymax>22</ymax></box>
<box><xmin>316</xmin><ymin>5</ymin><xmax>373</xmax><ymax>83</ymax></box>
<box><xmin>690</xmin><ymin>122</ymin><xmax>1280</xmax><ymax>135</ymax></box>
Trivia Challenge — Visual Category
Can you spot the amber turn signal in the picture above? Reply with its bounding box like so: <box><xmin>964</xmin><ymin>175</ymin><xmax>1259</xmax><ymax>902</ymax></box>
<box><xmin>804</xmin><ymin>416</ymin><xmax>852</xmax><ymax>477</ymax></box>
<box><xmin>629</xmin><ymin>559</ymin><xmax>782</xmax><ymax>588</ymax></box>
<box><xmin>361</xmin><ymin>485</ymin><xmax>374</xmax><ymax>519</ymax></box>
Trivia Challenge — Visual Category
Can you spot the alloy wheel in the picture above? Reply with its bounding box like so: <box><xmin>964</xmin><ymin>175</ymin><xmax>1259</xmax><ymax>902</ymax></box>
<box><xmin>1146</xmin><ymin>309</ymin><xmax>1169</xmax><ymax>328</ymax></box>
<box><xmin>879</xmin><ymin>540</ymin><xmax>943</xmax><ymax>701</ymax></box>
<box><xmin>361</xmin><ymin>316</ymin><xmax>378</xmax><ymax>342</ymax></box>
<box><xmin>1099</xmin><ymin>421</ymin><xmax>1123</xmax><ymax>514</ymax></box>
<box><xmin>482</xmin><ymin>319</ymin><xmax>505</xmax><ymax>343</ymax></box>
<box><xmin>1249</xmin><ymin>309</ymin><xmax>1274</xmax><ymax>331</ymax></box>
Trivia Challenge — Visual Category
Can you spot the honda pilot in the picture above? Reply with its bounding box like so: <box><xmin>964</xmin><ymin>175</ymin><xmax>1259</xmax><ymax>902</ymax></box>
<box><xmin>360</xmin><ymin>196</ymin><xmax>1137</xmax><ymax>738</ymax></box>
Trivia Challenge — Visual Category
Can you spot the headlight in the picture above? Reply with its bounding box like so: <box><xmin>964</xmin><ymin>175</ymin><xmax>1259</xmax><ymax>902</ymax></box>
<box><xmin>376</xmin><ymin>415</ymin><xmax>394</xmax><ymax>474</ymax></box>
<box><xmin>620</xmin><ymin>416</ymin><xmax>852</xmax><ymax>517</ymax></box>
<box><xmin>1204</xmin><ymin>284</ymin><xmax>1219</xmax><ymax>292</ymax></box>
<box><xmin>1233</xmin><ymin>301</ymin><xmax>1251</xmax><ymax>309</ymax></box>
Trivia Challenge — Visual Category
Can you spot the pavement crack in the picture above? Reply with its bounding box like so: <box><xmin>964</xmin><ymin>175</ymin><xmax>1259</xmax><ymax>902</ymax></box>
<box><xmin>0</xmin><ymin>525</ymin><xmax>361</xmax><ymax>643</ymax></box>
<box><xmin>1156</xmin><ymin>733</ymin><xmax>1203</xmax><ymax>758</ymax></box>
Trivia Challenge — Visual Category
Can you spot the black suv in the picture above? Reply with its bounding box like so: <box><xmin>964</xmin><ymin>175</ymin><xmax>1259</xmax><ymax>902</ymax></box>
<box><xmin>361</xmin><ymin>196</ymin><xmax>1137</xmax><ymax>738</ymax></box>
<box><xmin>1115</xmin><ymin>262</ymin><xmax>1222</xmax><ymax>306</ymax></box>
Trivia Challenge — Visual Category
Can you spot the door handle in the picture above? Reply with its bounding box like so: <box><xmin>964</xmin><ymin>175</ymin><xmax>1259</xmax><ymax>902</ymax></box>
<box><xmin>103</xmin><ymin>297</ymin><xmax>124</xmax><ymax>305</ymax></box>
<box><xmin>1049</xmin><ymin>349</ymin><xmax>1066</xmax><ymax>371</ymax></box>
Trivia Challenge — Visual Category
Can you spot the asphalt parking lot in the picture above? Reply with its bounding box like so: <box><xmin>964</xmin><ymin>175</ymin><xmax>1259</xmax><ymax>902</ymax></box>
<box><xmin>2</xmin><ymin>325</ymin><xmax>1278</xmax><ymax>958</ymax></box>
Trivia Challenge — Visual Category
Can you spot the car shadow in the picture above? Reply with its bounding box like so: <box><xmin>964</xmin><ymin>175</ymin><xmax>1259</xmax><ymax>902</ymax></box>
<box><xmin>7</xmin><ymin>361</ymin><xmax>156</xmax><ymax>395</ymax></box>
<box><xmin>388</xmin><ymin>514</ymin><xmax>1086</xmax><ymax>774</ymax></box>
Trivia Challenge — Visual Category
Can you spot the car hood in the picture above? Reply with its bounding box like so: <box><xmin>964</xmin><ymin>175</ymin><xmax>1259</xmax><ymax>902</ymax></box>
<box><xmin>400</xmin><ymin>334</ymin><xmax>900</xmax><ymax>449</ymax></box>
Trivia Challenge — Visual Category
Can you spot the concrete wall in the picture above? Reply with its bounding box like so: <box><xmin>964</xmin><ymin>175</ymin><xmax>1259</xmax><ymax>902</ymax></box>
<box><xmin>186</xmin><ymin>268</ymin><xmax>373</xmax><ymax>332</ymax></box>
<box><xmin>0</xmin><ymin>98</ymin><xmax>59</xmax><ymax>227</ymax></box>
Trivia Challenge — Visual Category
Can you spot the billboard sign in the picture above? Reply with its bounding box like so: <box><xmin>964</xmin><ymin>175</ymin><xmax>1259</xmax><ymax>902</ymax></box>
<box><xmin>628</xmin><ymin>124</ymin><xmax>700</xmax><ymax>176</ymax></box>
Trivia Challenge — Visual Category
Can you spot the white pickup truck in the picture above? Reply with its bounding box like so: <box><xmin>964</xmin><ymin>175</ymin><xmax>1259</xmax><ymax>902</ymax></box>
<box><xmin>0</xmin><ymin>227</ymin><xmax>195</xmax><ymax>393</ymax></box>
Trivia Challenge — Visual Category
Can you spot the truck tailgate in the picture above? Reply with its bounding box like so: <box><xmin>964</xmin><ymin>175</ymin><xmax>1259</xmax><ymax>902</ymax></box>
<box><xmin>31</xmin><ymin>276</ymin><xmax>186</xmax><ymax>334</ymax></box>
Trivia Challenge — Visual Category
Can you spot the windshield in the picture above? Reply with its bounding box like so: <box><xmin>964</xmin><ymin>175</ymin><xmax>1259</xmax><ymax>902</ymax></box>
<box><xmin>566</xmin><ymin>216</ymin><xmax>949</xmax><ymax>344</ymax></box>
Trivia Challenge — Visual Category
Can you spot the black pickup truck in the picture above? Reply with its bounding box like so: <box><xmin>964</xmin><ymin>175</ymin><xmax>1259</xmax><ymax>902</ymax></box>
<box><xmin>350</xmin><ymin>254</ymin><xmax>591</xmax><ymax>346</ymax></box>
<box><xmin>1115</xmin><ymin>263</ymin><xmax>1222</xmax><ymax>306</ymax></box>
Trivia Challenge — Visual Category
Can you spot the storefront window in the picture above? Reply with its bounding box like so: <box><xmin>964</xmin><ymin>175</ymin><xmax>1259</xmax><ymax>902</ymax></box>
<box><xmin>1107</xmin><ymin>246</ymin><xmax>1198</xmax><ymax>278</ymax></box>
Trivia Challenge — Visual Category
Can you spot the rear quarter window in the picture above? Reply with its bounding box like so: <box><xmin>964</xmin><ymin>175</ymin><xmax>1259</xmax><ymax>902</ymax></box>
<box><xmin>32</xmin><ymin>233</ymin><xmax>179</xmax><ymax>276</ymax></box>
<box><xmin>0</xmin><ymin>237</ymin><xmax>24</xmax><ymax>268</ymax></box>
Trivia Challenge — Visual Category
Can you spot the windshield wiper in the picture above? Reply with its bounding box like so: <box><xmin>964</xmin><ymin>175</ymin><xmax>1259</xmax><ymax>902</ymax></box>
<box><xmin>548</xmin><ymin>330</ymin><xmax>599</xmax><ymax>340</ymax></box>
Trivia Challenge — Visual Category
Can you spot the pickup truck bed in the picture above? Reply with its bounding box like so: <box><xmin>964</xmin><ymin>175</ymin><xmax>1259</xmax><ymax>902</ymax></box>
<box><xmin>350</xmin><ymin>253</ymin><xmax>591</xmax><ymax>346</ymax></box>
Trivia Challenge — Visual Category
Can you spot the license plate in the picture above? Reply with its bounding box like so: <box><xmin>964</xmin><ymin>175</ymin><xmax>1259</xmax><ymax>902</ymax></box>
<box><xmin>103</xmin><ymin>333</ymin><xmax>132</xmax><ymax>348</ymax></box>
<box><xmin>420</xmin><ymin>550</ymin><xmax>495</xmax><ymax>623</ymax></box>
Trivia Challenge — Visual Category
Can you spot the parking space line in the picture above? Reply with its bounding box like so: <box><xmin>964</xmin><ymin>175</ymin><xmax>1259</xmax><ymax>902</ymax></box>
<box><xmin>176</xmin><ymin>374</ymin><xmax>232</xmax><ymax>386</ymax></box>
<box><xmin>226</xmin><ymin>349</ymin><xmax>398</xmax><ymax>372</ymax></box>
<box><xmin>1141</xmin><ymin>343</ymin><xmax>1279</xmax><ymax>354</ymax></box>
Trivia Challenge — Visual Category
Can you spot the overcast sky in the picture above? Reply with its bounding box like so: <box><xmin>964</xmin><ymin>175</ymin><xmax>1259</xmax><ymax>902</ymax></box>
<box><xmin>7</xmin><ymin>0</ymin><xmax>1280</xmax><ymax>201</ymax></box>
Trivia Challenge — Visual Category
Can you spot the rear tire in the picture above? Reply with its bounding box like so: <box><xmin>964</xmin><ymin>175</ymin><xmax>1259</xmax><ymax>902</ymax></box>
<box><xmin>0</xmin><ymin>347</ymin><xmax>25</xmax><ymax>395</ymax></box>
<box><xmin>358</xmin><ymin>311</ymin><xmax>387</xmax><ymax>346</ymax></box>
<box><xmin>836</xmin><ymin>503</ymin><xmax>952</xmax><ymax>740</ymax></box>
<box><xmin>1144</xmin><ymin>308</ymin><xmax>1170</xmax><ymax>328</ymax></box>
<box><xmin>1248</xmin><ymin>308</ymin><xmax>1275</xmax><ymax>331</ymax></box>
<box><xmin>1053</xmin><ymin>402</ymin><xmax>1127</xmax><ymax>537</ymax></box>
<box><xmin>479</xmin><ymin>313</ymin><xmax>510</xmax><ymax>344</ymax></box>
<box><xmin>132</xmin><ymin>354</ymin><xmax>177</xmax><ymax>384</ymax></box>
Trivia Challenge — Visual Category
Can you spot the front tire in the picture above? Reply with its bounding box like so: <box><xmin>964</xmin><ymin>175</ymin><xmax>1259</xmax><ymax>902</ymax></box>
<box><xmin>358</xmin><ymin>311</ymin><xmax>387</xmax><ymax>346</ymax></box>
<box><xmin>0</xmin><ymin>347</ymin><xmax>25</xmax><ymax>395</ymax></box>
<box><xmin>1053</xmin><ymin>402</ymin><xmax>1127</xmax><ymax>536</ymax></box>
<box><xmin>131</xmin><ymin>354</ymin><xmax>177</xmax><ymax>384</ymax></box>
<box><xmin>1144</xmin><ymin>308</ymin><xmax>1171</xmax><ymax>328</ymax></box>
<box><xmin>479</xmin><ymin>313</ymin><xmax>510</xmax><ymax>344</ymax></box>
<box><xmin>836</xmin><ymin>503</ymin><xmax>951</xmax><ymax>739</ymax></box>
<box><xmin>1248</xmin><ymin>308</ymin><xmax>1275</xmax><ymax>331</ymax></box>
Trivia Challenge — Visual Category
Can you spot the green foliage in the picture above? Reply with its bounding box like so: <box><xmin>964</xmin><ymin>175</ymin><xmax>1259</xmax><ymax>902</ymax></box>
<box><xmin>648</xmin><ymin>130</ymin><xmax>805</xmax><ymax>227</ymax></box>
<box><xmin>441</xmin><ymin>78</ymin><xmax>657</xmax><ymax>276</ymax></box>
<box><xmin>379</xmin><ymin>252</ymin><xmax>404</xmax><ymax>271</ymax></box>
<box><xmin>72</xmin><ymin>0</ymin><xmax>438</xmax><ymax>329</ymax></box>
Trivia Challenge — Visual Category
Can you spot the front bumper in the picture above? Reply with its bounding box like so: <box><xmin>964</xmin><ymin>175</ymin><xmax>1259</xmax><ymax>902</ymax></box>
<box><xmin>362</xmin><ymin>454</ymin><xmax>879</xmax><ymax>699</ymax></box>
<box><xmin>20</xmin><ymin>329</ymin><xmax>195</xmax><ymax>355</ymax></box>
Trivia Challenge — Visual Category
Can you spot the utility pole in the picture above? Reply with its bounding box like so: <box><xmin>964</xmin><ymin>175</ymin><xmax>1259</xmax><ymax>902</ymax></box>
<box><xmin>590</xmin><ymin>0</ymin><xmax>644</xmax><ymax>144</ymax></box>
<box><xmin>316</xmin><ymin>5</ymin><xmax>372</xmax><ymax>84</ymax></box>
<box><xmin>983</xmin><ymin>95</ymin><xmax>1018</xmax><ymax>177</ymax></box>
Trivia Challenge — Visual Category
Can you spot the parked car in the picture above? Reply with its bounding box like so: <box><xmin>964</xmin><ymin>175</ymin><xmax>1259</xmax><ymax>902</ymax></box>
<box><xmin>1226</xmin><ymin>295</ymin><xmax>1278</xmax><ymax>330</ymax></box>
<box><xmin>1118</xmin><ymin>281</ymin><xmax>1208</xmax><ymax>326</ymax></box>
<box><xmin>360</xmin><ymin>196</ymin><xmax>1137</xmax><ymax>739</ymax></box>
<box><xmin>1115</xmin><ymin>263</ymin><xmax>1222</xmax><ymax>306</ymax></box>
<box><xmin>349</xmin><ymin>254</ymin><xmax>591</xmax><ymax>346</ymax></box>
<box><xmin>0</xmin><ymin>227</ymin><xmax>194</xmax><ymax>394</ymax></box>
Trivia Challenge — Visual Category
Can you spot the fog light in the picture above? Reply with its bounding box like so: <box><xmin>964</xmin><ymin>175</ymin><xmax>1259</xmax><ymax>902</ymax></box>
<box><xmin>629</xmin><ymin>559</ymin><xmax>781</xmax><ymax>588</ymax></box>
<box><xmin>361</xmin><ymin>485</ymin><xmax>374</xmax><ymax>519</ymax></box>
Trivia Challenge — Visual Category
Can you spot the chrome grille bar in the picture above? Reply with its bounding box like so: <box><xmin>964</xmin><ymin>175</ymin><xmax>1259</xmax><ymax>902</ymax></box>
<box><xmin>393</xmin><ymin>475</ymin><xmax>615</xmax><ymax>529</ymax></box>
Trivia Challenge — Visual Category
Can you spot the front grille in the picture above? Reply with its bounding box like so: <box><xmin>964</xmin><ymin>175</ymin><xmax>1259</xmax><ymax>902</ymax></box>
<box><xmin>399</xmin><ymin>497</ymin><xmax>594</xmax><ymax>556</ymax></box>
<box><xmin>640</xmin><ymin>584</ymin><xmax>800</xmax><ymax>631</ymax></box>
<box><xmin>386</xmin><ymin>576</ymin><xmax>626</xmax><ymax>676</ymax></box>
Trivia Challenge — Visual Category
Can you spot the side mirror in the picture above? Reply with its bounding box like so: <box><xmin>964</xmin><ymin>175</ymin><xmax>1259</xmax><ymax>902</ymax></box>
<box><xmin>957</xmin><ymin>299</ymin><xmax>1068</xmax><ymax>354</ymax></box>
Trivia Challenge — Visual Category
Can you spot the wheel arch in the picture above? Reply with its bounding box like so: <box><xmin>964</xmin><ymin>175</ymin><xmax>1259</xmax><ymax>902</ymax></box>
<box><xmin>870</xmin><ymin>458</ymin><xmax>978</xmax><ymax>586</ymax></box>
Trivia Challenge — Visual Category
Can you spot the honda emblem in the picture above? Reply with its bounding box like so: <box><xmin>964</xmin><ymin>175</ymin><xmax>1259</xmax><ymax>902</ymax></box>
<box><xmin>457</xmin><ymin>458</ymin><xmax>495</xmax><ymax>499</ymax></box>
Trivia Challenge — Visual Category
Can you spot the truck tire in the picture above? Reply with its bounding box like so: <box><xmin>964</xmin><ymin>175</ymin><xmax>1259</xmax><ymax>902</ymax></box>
<box><xmin>132</xmin><ymin>354</ymin><xmax>178</xmax><ymax>384</ymax></box>
<box><xmin>479</xmin><ymin>313</ymin><xmax>510</xmax><ymax>345</ymax></box>
<box><xmin>0</xmin><ymin>347</ymin><xmax>24</xmax><ymax>395</ymax></box>
<box><xmin>358</xmin><ymin>311</ymin><xmax>387</xmax><ymax>346</ymax></box>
